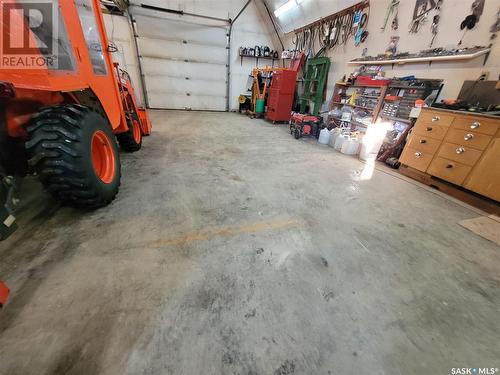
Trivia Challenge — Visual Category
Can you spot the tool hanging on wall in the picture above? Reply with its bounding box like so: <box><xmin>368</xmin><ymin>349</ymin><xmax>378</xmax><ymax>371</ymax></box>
<box><xmin>458</xmin><ymin>0</ymin><xmax>485</xmax><ymax>45</ymax></box>
<box><xmin>429</xmin><ymin>0</ymin><xmax>443</xmax><ymax>47</ymax></box>
<box><xmin>292</xmin><ymin>1</ymin><xmax>370</xmax><ymax>57</ymax></box>
<box><xmin>489</xmin><ymin>6</ymin><xmax>500</xmax><ymax>40</ymax></box>
<box><xmin>409</xmin><ymin>0</ymin><xmax>437</xmax><ymax>33</ymax></box>
<box><xmin>381</xmin><ymin>0</ymin><xmax>399</xmax><ymax>31</ymax></box>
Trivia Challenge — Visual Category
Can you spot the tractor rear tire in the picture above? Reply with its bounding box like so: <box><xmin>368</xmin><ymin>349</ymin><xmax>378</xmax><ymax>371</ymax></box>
<box><xmin>116</xmin><ymin>113</ymin><xmax>142</xmax><ymax>152</ymax></box>
<box><xmin>25</xmin><ymin>104</ymin><xmax>121</xmax><ymax>209</ymax></box>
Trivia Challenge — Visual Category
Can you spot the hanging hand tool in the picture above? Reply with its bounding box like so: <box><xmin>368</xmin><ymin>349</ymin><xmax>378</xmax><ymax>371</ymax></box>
<box><xmin>392</xmin><ymin>8</ymin><xmax>399</xmax><ymax>30</ymax></box>
<box><xmin>382</xmin><ymin>0</ymin><xmax>400</xmax><ymax>30</ymax></box>
<box><xmin>458</xmin><ymin>0</ymin><xmax>485</xmax><ymax>45</ymax></box>
<box><xmin>409</xmin><ymin>0</ymin><xmax>437</xmax><ymax>33</ymax></box>
<box><xmin>429</xmin><ymin>0</ymin><xmax>443</xmax><ymax>47</ymax></box>
<box><xmin>491</xmin><ymin>7</ymin><xmax>500</xmax><ymax>40</ymax></box>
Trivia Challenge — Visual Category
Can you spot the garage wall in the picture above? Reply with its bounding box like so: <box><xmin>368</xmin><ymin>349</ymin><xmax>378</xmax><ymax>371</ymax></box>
<box><xmin>105</xmin><ymin>1</ymin><xmax>279</xmax><ymax>111</ymax></box>
<box><xmin>103</xmin><ymin>13</ymin><xmax>144</xmax><ymax>106</ymax></box>
<box><xmin>270</xmin><ymin>0</ymin><xmax>500</xmax><ymax>101</ymax></box>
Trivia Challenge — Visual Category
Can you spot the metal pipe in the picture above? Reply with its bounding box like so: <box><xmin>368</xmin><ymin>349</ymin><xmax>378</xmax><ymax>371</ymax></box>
<box><xmin>140</xmin><ymin>4</ymin><xmax>231</xmax><ymax>24</ymax></box>
<box><xmin>233</xmin><ymin>0</ymin><xmax>252</xmax><ymax>24</ymax></box>
<box><xmin>262</xmin><ymin>0</ymin><xmax>284</xmax><ymax>50</ymax></box>
<box><xmin>127</xmin><ymin>11</ymin><xmax>150</xmax><ymax>108</ymax></box>
<box><xmin>227</xmin><ymin>0</ymin><xmax>252</xmax><ymax>111</ymax></box>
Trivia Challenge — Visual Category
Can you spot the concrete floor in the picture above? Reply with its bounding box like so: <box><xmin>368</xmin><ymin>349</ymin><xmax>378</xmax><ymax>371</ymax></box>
<box><xmin>0</xmin><ymin>110</ymin><xmax>499</xmax><ymax>375</ymax></box>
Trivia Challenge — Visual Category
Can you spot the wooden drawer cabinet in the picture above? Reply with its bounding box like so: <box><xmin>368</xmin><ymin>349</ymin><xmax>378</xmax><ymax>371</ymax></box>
<box><xmin>452</xmin><ymin>117</ymin><xmax>498</xmax><ymax>135</ymax></box>
<box><xmin>413</xmin><ymin>122</ymin><xmax>448</xmax><ymax>140</ymax></box>
<box><xmin>444</xmin><ymin>129</ymin><xmax>491</xmax><ymax>151</ymax></box>
<box><xmin>464</xmin><ymin>138</ymin><xmax>500</xmax><ymax>202</ymax></box>
<box><xmin>418</xmin><ymin>111</ymin><xmax>455</xmax><ymax>127</ymax></box>
<box><xmin>437</xmin><ymin>142</ymin><xmax>482</xmax><ymax>166</ymax></box>
<box><xmin>407</xmin><ymin>134</ymin><xmax>441</xmax><ymax>154</ymax></box>
<box><xmin>427</xmin><ymin>157</ymin><xmax>472</xmax><ymax>186</ymax></box>
<box><xmin>399</xmin><ymin>146</ymin><xmax>434</xmax><ymax>172</ymax></box>
<box><xmin>399</xmin><ymin>108</ymin><xmax>500</xmax><ymax>202</ymax></box>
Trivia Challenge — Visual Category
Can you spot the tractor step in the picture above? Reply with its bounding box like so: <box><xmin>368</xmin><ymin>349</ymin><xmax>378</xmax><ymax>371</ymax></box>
<box><xmin>0</xmin><ymin>176</ymin><xmax>18</xmax><ymax>241</ymax></box>
<box><xmin>0</xmin><ymin>208</ymin><xmax>16</xmax><ymax>241</ymax></box>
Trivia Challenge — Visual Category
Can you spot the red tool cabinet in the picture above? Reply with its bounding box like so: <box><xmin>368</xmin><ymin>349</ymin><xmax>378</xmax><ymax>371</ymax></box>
<box><xmin>266</xmin><ymin>69</ymin><xmax>297</xmax><ymax>122</ymax></box>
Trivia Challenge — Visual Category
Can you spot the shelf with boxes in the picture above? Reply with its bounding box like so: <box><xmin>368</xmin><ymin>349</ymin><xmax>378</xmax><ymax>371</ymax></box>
<box><xmin>380</xmin><ymin>79</ymin><xmax>443</xmax><ymax>123</ymax></box>
<box><xmin>328</xmin><ymin>81</ymin><xmax>388</xmax><ymax>132</ymax></box>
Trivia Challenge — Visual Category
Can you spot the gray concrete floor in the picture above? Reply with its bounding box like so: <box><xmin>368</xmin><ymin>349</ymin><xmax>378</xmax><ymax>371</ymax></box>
<box><xmin>0</xmin><ymin>110</ymin><xmax>499</xmax><ymax>375</ymax></box>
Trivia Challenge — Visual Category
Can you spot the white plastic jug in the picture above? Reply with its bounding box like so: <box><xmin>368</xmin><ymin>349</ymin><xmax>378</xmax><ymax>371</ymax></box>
<box><xmin>341</xmin><ymin>138</ymin><xmax>361</xmax><ymax>155</ymax></box>
<box><xmin>318</xmin><ymin>128</ymin><xmax>330</xmax><ymax>145</ymax></box>
<box><xmin>334</xmin><ymin>134</ymin><xmax>349</xmax><ymax>151</ymax></box>
<box><xmin>329</xmin><ymin>128</ymin><xmax>341</xmax><ymax>147</ymax></box>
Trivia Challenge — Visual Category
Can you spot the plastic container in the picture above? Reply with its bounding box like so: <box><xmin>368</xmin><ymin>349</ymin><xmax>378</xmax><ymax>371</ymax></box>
<box><xmin>334</xmin><ymin>134</ymin><xmax>349</xmax><ymax>151</ymax></box>
<box><xmin>255</xmin><ymin>98</ymin><xmax>265</xmax><ymax>113</ymax></box>
<box><xmin>341</xmin><ymin>138</ymin><xmax>361</xmax><ymax>155</ymax></box>
<box><xmin>329</xmin><ymin>128</ymin><xmax>341</xmax><ymax>147</ymax></box>
<box><xmin>318</xmin><ymin>128</ymin><xmax>330</xmax><ymax>145</ymax></box>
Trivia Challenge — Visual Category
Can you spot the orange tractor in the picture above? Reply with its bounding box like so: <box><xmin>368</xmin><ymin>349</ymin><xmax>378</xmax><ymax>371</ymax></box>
<box><xmin>0</xmin><ymin>0</ymin><xmax>151</xmax><ymax>240</ymax></box>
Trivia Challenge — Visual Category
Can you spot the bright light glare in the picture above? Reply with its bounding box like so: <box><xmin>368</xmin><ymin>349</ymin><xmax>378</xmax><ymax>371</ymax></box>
<box><xmin>359</xmin><ymin>120</ymin><xmax>391</xmax><ymax>180</ymax></box>
<box><xmin>360</xmin><ymin>159</ymin><xmax>375</xmax><ymax>181</ymax></box>
<box><xmin>274</xmin><ymin>0</ymin><xmax>302</xmax><ymax>17</ymax></box>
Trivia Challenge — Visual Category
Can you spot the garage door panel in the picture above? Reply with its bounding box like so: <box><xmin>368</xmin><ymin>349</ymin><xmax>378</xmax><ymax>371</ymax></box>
<box><xmin>138</xmin><ymin>39</ymin><xmax>227</xmax><ymax>65</ymax></box>
<box><xmin>145</xmin><ymin>77</ymin><xmax>226</xmax><ymax>97</ymax></box>
<box><xmin>141</xmin><ymin>58</ymin><xmax>226</xmax><ymax>80</ymax></box>
<box><xmin>133</xmin><ymin>14</ymin><xmax>227</xmax><ymax>46</ymax></box>
<box><xmin>148</xmin><ymin>92</ymin><xmax>226</xmax><ymax>111</ymax></box>
<box><xmin>131</xmin><ymin>7</ymin><xmax>228</xmax><ymax>110</ymax></box>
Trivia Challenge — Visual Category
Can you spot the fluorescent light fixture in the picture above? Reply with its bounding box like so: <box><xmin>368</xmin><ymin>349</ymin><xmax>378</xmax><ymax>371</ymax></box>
<box><xmin>274</xmin><ymin>0</ymin><xmax>302</xmax><ymax>17</ymax></box>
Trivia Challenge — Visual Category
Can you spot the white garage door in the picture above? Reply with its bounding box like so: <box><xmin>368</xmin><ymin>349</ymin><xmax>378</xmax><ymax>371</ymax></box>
<box><xmin>130</xmin><ymin>6</ymin><xmax>229</xmax><ymax>111</ymax></box>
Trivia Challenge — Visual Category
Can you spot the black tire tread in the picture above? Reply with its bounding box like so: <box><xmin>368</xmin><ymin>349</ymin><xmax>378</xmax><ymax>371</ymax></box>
<box><xmin>25</xmin><ymin>105</ymin><xmax>121</xmax><ymax>209</ymax></box>
<box><xmin>116</xmin><ymin>113</ymin><xmax>142</xmax><ymax>152</ymax></box>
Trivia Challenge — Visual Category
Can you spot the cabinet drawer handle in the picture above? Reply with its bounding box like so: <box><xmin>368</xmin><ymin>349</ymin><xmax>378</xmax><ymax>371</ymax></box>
<box><xmin>426</xmin><ymin>127</ymin><xmax>433</xmax><ymax>132</ymax></box>
<box><xmin>414</xmin><ymin>152</ymin><xmax>422</xmax><ymax>158</ymax></box>
<box><xmin>446</xmin><ymin>164</ymin><xmax>453</xmax><ymax>169</ymax></box>
<box><xmin>419</xmin><ymin>139</ymin><xmax>427</xmax><ymax>144</ymax></box>
<box><xmin>431</xmin><ymin>116</ymin><xmax>440</xmax><ymax>122</ymax></box>
<box><xmin>464</xmin><ymin>133</ymin><xmax>474</xmax><ymax>141</ymax></box>
<box><xmin>456</xmin><ymin>147</ymin><xmax>465</xmax><ymax>154</ymax></box>
<box><xmin>470</xmin><ymin>122</ymin><xmax>480</xmax><ymax>129</ymax></box>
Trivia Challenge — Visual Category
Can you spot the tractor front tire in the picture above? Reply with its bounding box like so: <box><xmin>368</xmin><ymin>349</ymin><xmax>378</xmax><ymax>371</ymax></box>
<box><xmin>25</xmin><ymin>104</ymin><xmax>121</xmax><ymax>209</ymax></box>
<box><xmin>116</xmin><ymin>113</ymin><xmax>142</xmax><ymax>152</ymax></box>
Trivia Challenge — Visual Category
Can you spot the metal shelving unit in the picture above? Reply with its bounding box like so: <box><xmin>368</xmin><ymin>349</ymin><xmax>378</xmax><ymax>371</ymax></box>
<box><xmin>328</xmin><ymin>82</ymin><xmax>388</xmax><ymax>131</ymax></box>
<box><xmin>239</xmin><ymin>54</ymin><xmax>289</xmax><ymax>68</ymax></box>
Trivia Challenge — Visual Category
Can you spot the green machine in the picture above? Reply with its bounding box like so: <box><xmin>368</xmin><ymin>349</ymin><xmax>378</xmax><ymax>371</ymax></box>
<box><xmin>299</xmin><ymin>57</ymin><xmax>331</xmax><ymax>116</ymax></box>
